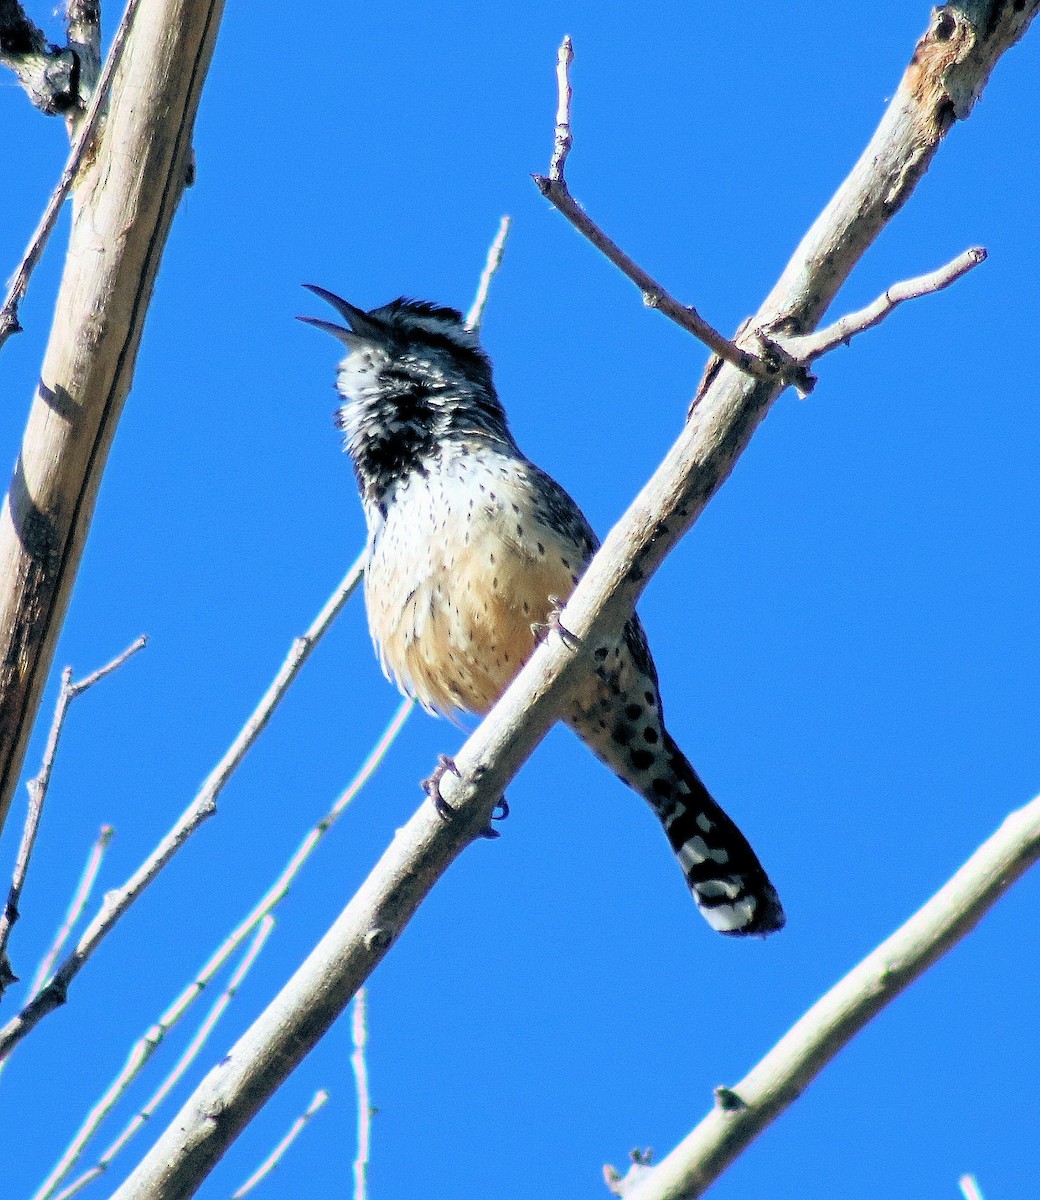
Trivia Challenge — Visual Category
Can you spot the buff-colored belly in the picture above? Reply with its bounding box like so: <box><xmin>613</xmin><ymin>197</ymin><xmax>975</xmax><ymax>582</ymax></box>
<box><xmin>364</xmin><ymin>465</ymin><xmax>585</xmax><ymax>715</ymax></box>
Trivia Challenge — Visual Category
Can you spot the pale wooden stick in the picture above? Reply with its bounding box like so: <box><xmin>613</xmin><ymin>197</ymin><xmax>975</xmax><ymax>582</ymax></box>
<box><xmin>0</xmin><ymin>0</ymin><xmax>142</xmax><ymax>349</ymax></box>
<box><xmin>40</xmin><ymin>917</ymin><xmax>276</xmax><ymax>1200</ymax></box>
<box><xmin>105</xmin><ymin>9</ymin><xmax>1040</xmax><ymax>1197</ymax></box>
<box><xmin>466</xmin><ymin>215</ymin><xmax>512</xmax><ymax>331</ymax></box>
<box><xmin>614</xmin><ymin>795</ymin><xmax>1040</xmax><ymax>1200</ymax></box>
<box><xmin>0</xmin><ymin>555</ymin><xmax>364</xmax><ymax>1060</ymax></box>
<box><xmin>27</xmin><ymin>696</ymin><xmax>409</xmax><ymax>1193</ymax></box>
<box><xmin>351</xmin><ymin>988</ymin><xmax>371</xmax><ymax>1200</ymax></box>
<box><xmin>782</xmin><ymin>247</ymin><xmax>987</xmax><ymax>363</ymax></box>
<box><xmin>0</xmin><ymin>636</ymin><xmax>145</xmax><ymax>995</ymax></box>
<box><xmin>27</xmin><ymin>823</ymin><xmax>114</xmax><ymax>1000</ymax></box>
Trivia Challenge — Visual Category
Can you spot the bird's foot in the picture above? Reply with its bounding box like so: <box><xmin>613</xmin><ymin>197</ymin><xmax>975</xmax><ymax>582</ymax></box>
<box><xmin>533</xmin><ymin>597</ymin><xmax>580</xmax><ymax>650</ymax></box>
<box><xmin>479</xmin><ymin>794</ymin><xmax>510</xmax><ymax>839</ymax></box>
<box><xmin>422</xmin><ymin>754</ymin><xmax>461</xmax><ymax>819</ymax></box>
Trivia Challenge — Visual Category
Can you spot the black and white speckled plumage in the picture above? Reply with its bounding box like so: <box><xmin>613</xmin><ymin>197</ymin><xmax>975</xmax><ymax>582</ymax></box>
<box><xmin>302</xmin><ymin>290</ymin><xmax>784</xmax><ymax>937</ymax></box>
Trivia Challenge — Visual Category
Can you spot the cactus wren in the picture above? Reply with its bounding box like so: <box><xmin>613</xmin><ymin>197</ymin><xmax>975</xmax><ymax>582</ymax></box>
<box><xmin>301</xmin><ymin>289</ymin><xmax>784</xmax><ymax>937</ymax></box>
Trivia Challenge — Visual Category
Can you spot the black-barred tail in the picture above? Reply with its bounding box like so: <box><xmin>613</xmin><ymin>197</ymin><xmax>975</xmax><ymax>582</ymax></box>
<box><xmin>654</xmin><ymin>731</ymin><xmax>784</xmax><ymax>936</ymax></box>
<box><xmin>565</xmin><ymin>617</ymin><xmax>784</xmax><ymax>937</ymax></box>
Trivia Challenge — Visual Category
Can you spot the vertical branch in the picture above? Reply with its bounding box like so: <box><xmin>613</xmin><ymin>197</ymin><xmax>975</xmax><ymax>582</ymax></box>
<box><xmin>351</xmin><ymin>988</ymin><xmax>371</xmax><ymax>1200</ymax></box>
<box><xmin>0</xmin><ymin>0</ymin><xmax>228</xmax><ymax>847</ymax></box>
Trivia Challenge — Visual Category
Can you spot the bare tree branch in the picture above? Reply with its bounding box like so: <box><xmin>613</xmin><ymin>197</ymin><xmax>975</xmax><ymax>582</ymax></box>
<box><xmin>0</xmin><ymin>0</ymin><xmax>142</xmax><ymax>350</ymax></box>
<box><xmin>0</xmin><ymin>555</ymin><xmax>364</xmax><ymax>1060</ymax></box>
<box><xmin>27</xmin><ymin>692</ymin><xmax>408</xmax><ymax>1196</ymax></box>
<box><xmin>351</xmin><ymin>989</ymin><xmax>371</xmax><ymax>1200</ymax></box>
<box><xmin>465</xmin><ymin>215</ymin><xmax>512</xmax><ymax>332</ymax></box>
<box><xmin>41</xmin><ymin>917</ymin><xmax>276</xmax><ymax>1200</ymax></box>
<box><xmin>533</xmin><ymin>37</ymin><xmax>810</xmax><ymax>391</ymax></box>
<box><xmin>0</xmin><ymin>0</ymin><xmax>227</xmax><ymax>847</ymax></box>
<box><xmin>0</xmin><ymin>636</ymin><xmax>145</xmax><ymax>996</ymax></box>
<box><xmin>230</xmin><ymin>1089</ymin><xmax>330</xmax><ymax>1200</ymax></box>
<box><xmin>26</xmin><ymin>822</ymin><xmax>113</xmax><ymax>1000</ymax></box>
<box><xmin>781</xmin><ymin>246</ymin><xmax>988</xmax><ymax>362</ymax></box>
<box><xmin>611</xmin><ymin>792</ymin><xmax>1040</xmax><ymax>1200</ymax></box>
<box><xmin>101</xmin><ymin>10</ymin><xmax>1040</xmax><ymax>1197</ymax></box>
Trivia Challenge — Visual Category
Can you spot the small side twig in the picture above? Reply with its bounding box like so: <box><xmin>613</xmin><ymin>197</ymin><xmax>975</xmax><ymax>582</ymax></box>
<box><xmin>230</xmin><ymin>1089</ymin><xmax>330</xmax><ymax>1200</ymax></box>
<box><xmin>0</xmin><ymin>0</ymin><xmax>142</xmax><ymax>351</ymax></box>
<box><xmin>0</xmin><ymin>555</ymin><xmax>364</xmax><ymax>1061</ymax></box>
<box><xmin>0</xmin><ymin>636</ymin><xmax>145</xmax><ymax>997</ymax></box>
<box><xmin>27</xmin><ymin>823</ymin><xmax>114</xmax><ymax>1000</ymax></box>
<box><xmin>465</xmin><ymin>215</ymin><xmax>512</xmax><ymax>332</ymax></box>
<box><xmin>780</xmin><ymin>247</ymin><xmax>987</xmax><ymax>363</ymax></box>
<box><xmin>532</xmin><ymin>37</ymin><xmax>803</xmax><ymax>389</ymax></box>
<box><xmin>351</xmin><ymin>988</ymin><xmax>372</xmax><ymax>1200</ymax></box>
<box><xmin>548</xmin><ymin>34</ymin><xmax>573</xmax><ymax>181</ymax></box>
<box><xmin>40</xmin><ymin>916</ymin><xmax>276</xmax><ymax>1200</ymax></box>
<box><xmin>32</xmin><ymin>696</ymin><xmax>409</xmax><ymax>1195</ymax></box>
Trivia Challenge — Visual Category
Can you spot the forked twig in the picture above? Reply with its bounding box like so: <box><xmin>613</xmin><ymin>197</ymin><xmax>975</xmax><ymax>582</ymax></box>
<box><xmin>0</xmin><ymin>0</ymin><xmax>143</xmax><ymax>351</ymax></box>
<box><xmin>31</xmin><ymin>698</ymin><xmax>410</xmax><ymax>1194</ymax></box>
<box><xmin>0</xmin><ymin>636</ymin><xmax>145</xmax><ymax>996</ymax></box>
<box><xmin>532</xmin><ymin>38</ymin><xmax>801</xmax><ymax>388</ymax></box>
<box><xmin>41</xmin><ymin>917</ymin><xmax>276</xmax><ymax>1200</ymax></box>
<box><xmin>0</xmin><ymin>556</ymin><xmax>364</xmax><ymax>1060</ymax></box>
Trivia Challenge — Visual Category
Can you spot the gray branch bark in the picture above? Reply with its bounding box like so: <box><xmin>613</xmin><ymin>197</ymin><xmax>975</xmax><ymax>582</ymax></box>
<box><xmin>0</xmin><ymin>0</ymin><xmax>228</xmax><ymax>841</ymax></box>
<box><xmin>106</xmin><ymin>4</ymin><xmax>1039</xmax><ymax>1198</ymax></box>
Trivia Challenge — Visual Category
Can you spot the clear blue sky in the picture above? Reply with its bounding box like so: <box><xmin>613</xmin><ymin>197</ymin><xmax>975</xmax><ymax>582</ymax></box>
<box><xmin>2</xmin><ymin>3</ymin><xmax>1039</xmax><ymax>1198</ymax></box>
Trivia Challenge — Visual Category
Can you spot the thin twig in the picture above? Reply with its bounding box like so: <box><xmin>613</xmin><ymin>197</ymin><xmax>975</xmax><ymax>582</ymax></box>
<box><xmin>27</xmin><ymin>823</ymin><xmax>114</xmax><ymax>1000</ymax></box>
<box><xmin>531</xmin><ymin>37</ymin><xmax>806</xmax><ymax>389</ymax></box>
<box><xmin>548</xmin><ymin>35</ymin><xmax>574</xmax><ymax>182</ymax></box>
<box><xmin>99</xmin><ymin>10</ymin><xmax>1040</xmax><ymax>1195</ymax></box>
<box><xmin>0</xmin><ymin>0</ymin><xmax>142</xmax><ymax>351</ymax></box>
<box><xmin>466</xmin><ymin>215</ymin><xmax>512</xmax><ymax>331</ymax></box>
<box><xmin>0</xmin><ymin>556</ymin><xmax>364</xmax><ymax>1061</ymax></box>
<box><xmin>958</xmin><ymin>1175</ymin><xmax>985</xmax><ymax>1200</ymax></box>
<box><xmin>0</xmin><ymin>636</ymin><xmax>145</xmax><ymax>996</ymax></box>
<box><xmin>230</xmin><ymin>1089</ymin><xmax>330</xmax><ymax>1200</ymax></box>
<box><xmin>40</xmin><ymin>917</ymin><xmax>276</xmax><ymax>1200</ymax></box>
<box><xmin>351</xmin><ymin>988</ymin><xmax>371</xmax><ymax>1200</ymax></box>
<box><xmin>781</xmin><ymin>247</ymin><xmax>988</xmax><ymax>362</ymax></box>
<box><xmin>617</xmin><ymin>793</ymin><xmax>1040</xmax><ymax>1200</ymax></box>
<box><xmin>25</xmin><ymin>698</ymin><xmax>409</xmax><ymax>1194</ymax></box>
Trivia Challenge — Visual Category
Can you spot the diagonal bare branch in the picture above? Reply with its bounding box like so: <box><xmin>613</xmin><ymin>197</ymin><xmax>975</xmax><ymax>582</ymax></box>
<box><xmin>613</xmin><ymin>792</ymin><xmax>1040</xmax><ymax>1200</ymax></box>
<box><xmin>0</xmin><ymin>555</ymin><xmax>364</xmax><ymax>1061</ymax></box>
<box><xmin>0</xmin><ymin>636</ymin><xmax>145</xmax><ymax>996</ymax></box>
<box><xmin>102</xmin><ymin>10</ymin><xmax>1040</xmax><ymax>1198</ymax></box>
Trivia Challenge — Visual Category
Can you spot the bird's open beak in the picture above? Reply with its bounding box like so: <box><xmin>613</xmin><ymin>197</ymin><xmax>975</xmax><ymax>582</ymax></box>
<box><xmin>296</xmin><ymin>285</ymin><xmax>383</xmax><ymax>344</ymax></box>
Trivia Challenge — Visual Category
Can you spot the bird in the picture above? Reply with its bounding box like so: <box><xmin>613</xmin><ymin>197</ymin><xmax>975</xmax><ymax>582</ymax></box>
<box><xmin>300</xmin><ymin>288</ymin><xmax>784</xmax><ymax>937</ymax></box>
